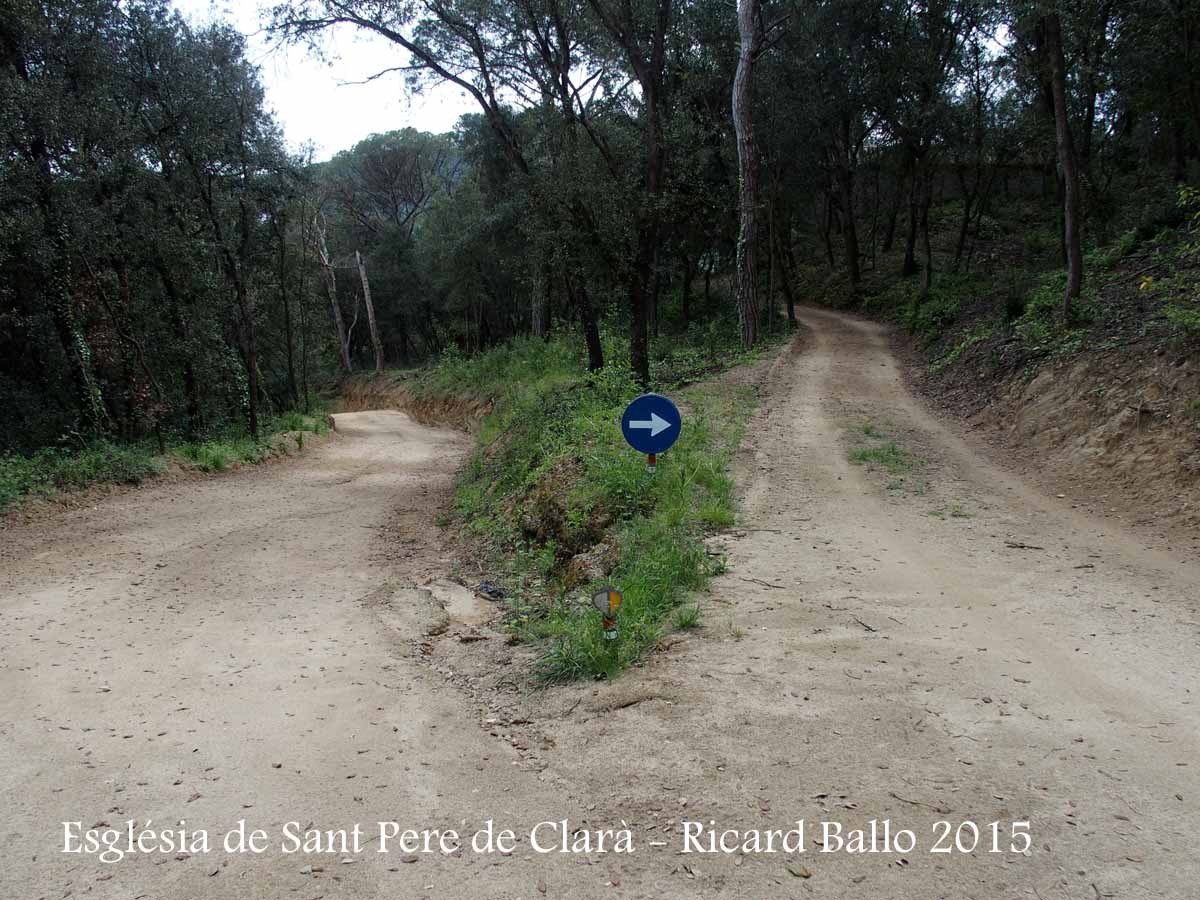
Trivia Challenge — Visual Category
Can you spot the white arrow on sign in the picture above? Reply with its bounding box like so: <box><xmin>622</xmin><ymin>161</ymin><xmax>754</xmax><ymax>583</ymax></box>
<box><xmin>629</xmin><ymin>412</ymin><xmax>673</xmax><ymax>437</ymax></box>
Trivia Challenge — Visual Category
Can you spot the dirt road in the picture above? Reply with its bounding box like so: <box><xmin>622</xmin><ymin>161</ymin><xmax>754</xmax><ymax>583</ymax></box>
<box><xmin>4</xmin><ymin>308</ymin><xmax>1199</xmax><ymax>899</ymax></box>
<box><xmin>447</xmin><ymin>306</ymin><xmax>1200</xmax><ymax>898</ymax></box>
<box><xmin>0</xmin><ymin>412</ymin><xmax>588</xmax><ymax>898</ymax></box>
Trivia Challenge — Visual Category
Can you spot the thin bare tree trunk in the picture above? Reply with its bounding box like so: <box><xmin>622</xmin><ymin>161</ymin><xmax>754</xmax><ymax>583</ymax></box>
<box><xmin>919</xmin><ymin>175</ymin><xmax>933</xmax><ymax>299</ymax></box>
<box><xmin>355</xmin><ymin>250</ymin><xmax>384</xmax><ymax>373</ymax></box>
<box><xmin>836</xmin><ymin>116</ymin><xmax>862</xmax><ymax>294</ymax></box>
<box><xmin>531</xmin><ymin>267</ymin><xmax>548</xmax><ymax>338</ymax></box>
<box><xmin>732</xmin><ymin>0</ymin><xmax>760</xmax><ymax>347</ymax></box>
<box><xmin>1045</xmin><ymin>12</ymin><xmax>1083</xmax><ymax>317</ymax></box>
<box><xmin>314</xmin><ymin>215</ymin><xmax>352</xmax><ymax>373</ymax></box>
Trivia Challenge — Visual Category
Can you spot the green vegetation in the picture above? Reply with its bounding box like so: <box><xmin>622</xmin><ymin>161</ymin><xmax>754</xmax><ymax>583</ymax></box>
<box><xmin>414</xmin><ymin>322</ymin><xmax>779</xmax><ymax>681</ymax></box>
<box><xmin>172</xmin><ymin>439</ymin><xmax>266</xmax><ymax>473</ymax></box>
<box><xmin>849</xmin><ymin>423</ymin><xmax>924</xmax><ymax>494</ymax></box>
<box><xmin>1084</xmin><ymin>229</ymin><xmax>1138</xmax><ymax>270</ymax></box>
<box><xmin>849</xmin><ymin>441</ymin><xmax>917</xmax><ymax>474</ymax></box>
<box><xmin>0</xmin><ymin>409</ymin><xmax>330</xmax><ymax>512</ymax></box>
<box><xmin>0</xmin><ymin>443</ymin><xmax>164</xmax><ymax>511</ymax></box>
<box><xmin>865</xmin><ymin>273</ymin><xmax>988</xmax><ymax>347</ymax></box>
<box><xmin>930</xmin><ymin>323</ymin><xmax>994</xmax><ymax>375</ymax></box>
<box><xmin>1164</xmin><ymin>303</ymin><xmax>1200</xmax><ymax>335</ymax></box>
<box><xmin>929</xmin><ymin>503</ymin><xmax>974</xmax><ymax>519</ymax></box>
<box><xmin>674</xmin><ymin>604</ymin><xmax>703</xmax><ymax>630</ymax></box>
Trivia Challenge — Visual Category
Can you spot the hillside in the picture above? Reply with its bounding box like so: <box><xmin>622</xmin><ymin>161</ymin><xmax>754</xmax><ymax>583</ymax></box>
<box><xmin>801</xmin><ymin>183</ymin><xmax>1200</xmax><ymax>538</ymax></box>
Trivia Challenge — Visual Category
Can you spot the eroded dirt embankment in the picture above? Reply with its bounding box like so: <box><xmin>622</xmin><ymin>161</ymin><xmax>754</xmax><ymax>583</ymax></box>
<box><xmin>338</xmin><ymin>371</ymin><xmax>491</xmax><ymax>431</ymax></box>
<box><xmin>910</xmin><ymin>338</ymin><xmax>1200</xmax><ymax>541</ymax></box>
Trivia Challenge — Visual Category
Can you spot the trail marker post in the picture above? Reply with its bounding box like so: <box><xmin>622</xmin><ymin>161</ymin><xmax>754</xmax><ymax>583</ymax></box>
<box><xmin>620</xmin><ymin>393</ymin><xmax>681</xmax><ymax>473</ymax></box>
<box><xmin>592</xmin><ymin>587</ymin><xmax>623</xmax><ymax>640</ymax></box>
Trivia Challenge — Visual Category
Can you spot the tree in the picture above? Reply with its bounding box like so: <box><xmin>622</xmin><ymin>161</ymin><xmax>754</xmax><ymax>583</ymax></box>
<box><xmin>732</xmin><ymin>0</ymin><xmax>761</xmax><ymax>346</ymax></box>
<box><xmin>1041</xmin><ymin>9</ymin><xmax>1084</xmax><ymax>316</ymax></box>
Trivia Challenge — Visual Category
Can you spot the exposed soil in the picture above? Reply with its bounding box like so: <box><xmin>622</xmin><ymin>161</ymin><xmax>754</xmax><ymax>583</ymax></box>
<box><xmin>339</xmin><ymin>372</ymin><xmax>493</xmax><ymax>431</ymax></box>
<box><xmin>917</xmin><ymin>341</ymin><xmax>1200</xmax><ymax>541</ymax></box>
<box><xmin>4</xmin><ymin>310</ymin><xmax>1200</xmax><ymax>899</ymax></box>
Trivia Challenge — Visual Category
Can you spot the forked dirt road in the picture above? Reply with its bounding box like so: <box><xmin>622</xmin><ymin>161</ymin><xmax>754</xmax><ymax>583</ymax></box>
<box><xmin>3</xmin><ymin>308</ymin><xmax>1199</xmax><ymax>899</ymax></box>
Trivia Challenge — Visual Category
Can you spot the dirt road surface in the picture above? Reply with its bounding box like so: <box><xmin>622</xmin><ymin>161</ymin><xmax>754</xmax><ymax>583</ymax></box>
<box><xmin>3</xmin><ymin>308</ymin><xmax>1199</xmax><ymax>899</ymax></box>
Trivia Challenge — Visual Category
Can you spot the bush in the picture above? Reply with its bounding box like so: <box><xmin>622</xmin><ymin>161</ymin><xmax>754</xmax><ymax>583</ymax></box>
<box><xmin>1</xmin><ymin>406</ymin><xmax>325</xmax><ymax>513</ymax></box>
<box><xmin>1084</xmin><ymin>229</ymin><xmax>1138</xmax><ymax>270</ymax></box>
<box><xmin>0</xmin><ymin>442</ymin><xmax>164</xmax><ymax>511</ymax></box>
<box><xmin>1164</xmin><ymin>303</ymin><xmax>1200</xmax><ymax>334</ymax></box>
<box><xmin>173</xmin><ymin>438</ymin><xmax>266</xmax><ymax>472</ymax></box>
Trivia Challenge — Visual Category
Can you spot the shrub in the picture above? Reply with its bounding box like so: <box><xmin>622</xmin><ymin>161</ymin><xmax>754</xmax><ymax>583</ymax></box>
<box><xmin>0</xmin><ymin>442</ymin><xmax>163</xmax><ymax>511</ymax></box>
<box><xmin>1164</xmin><ymin>303</ymin><xmax>1200</xmax><ymax>334</ymax></box>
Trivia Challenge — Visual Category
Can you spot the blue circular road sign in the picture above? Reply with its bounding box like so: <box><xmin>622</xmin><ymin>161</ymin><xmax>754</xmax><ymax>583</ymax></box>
<box><xmin>621</xmin><ymin>393</ymin><xmax>681</xmax><ymax>455</ymax></box>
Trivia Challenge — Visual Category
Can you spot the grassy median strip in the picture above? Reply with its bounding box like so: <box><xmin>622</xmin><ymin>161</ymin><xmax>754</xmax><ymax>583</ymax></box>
<box><xmin>418</xmin><ymin>326</ymin><xmax>772</xmax><ymax>681</ymax></box>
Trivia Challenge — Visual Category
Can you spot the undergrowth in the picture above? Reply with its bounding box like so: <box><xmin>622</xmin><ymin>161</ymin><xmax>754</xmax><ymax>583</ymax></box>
<box><xmin>419</xmin><ymin>319</ymin><xmax>786</xmax><ymax>682</ymax></box>
<box><xmin>0</xmin><ymin>443</ymin><xmax>164</xmax><ymax>510</ymax></box>
<box><xmin>0</xmin><ymin>408</ymin><xmax>329</xmax><ymax>511</ymax></box>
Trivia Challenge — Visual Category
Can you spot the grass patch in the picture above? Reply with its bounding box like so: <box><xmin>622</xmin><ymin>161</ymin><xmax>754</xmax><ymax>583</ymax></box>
<box><xmin>1</xmin><ymin>405</ymin><xmax>329</xmax><ymax>512</ymax></box>
<box><xmin>420</xmin><ymin>320</ymin><xmax>784</xmax><ymax>681</ymax></box>
<box><xmin>0</xmin><ymin>442</ymin><xmax>164</xmax><ymax>511</ymax></box>
<box><xmin>674</xmin><ymin>604</ymin><xmax>703</xmax><ymax>630</ymax></box>
<box><xmin>172</xmin><ymin>438</ymin><xmax>267</xmax><ymax>472</ymax></box>
<box><xmin>848</xmin><ymin>424</ymin><xmax>924</xmax><ymax>492</ymax></box>
<box><xmin>849</xmin><ymin>441</ymin><xmax>916</xmax><ymax>474</ymax></box>
<box><xmin>930</xmin><ymin>322</ymin><xmax>994</xmax><ymax>375</ymax></box>
<box><xmin>929</xmin><ymin>503</ymin><xmax>974</xmax><ymax>519</ymax></box>
<box><xmin>864</xmin><ymin>273</ymin><xmax>988</xmax><ymax>346</ymax></box>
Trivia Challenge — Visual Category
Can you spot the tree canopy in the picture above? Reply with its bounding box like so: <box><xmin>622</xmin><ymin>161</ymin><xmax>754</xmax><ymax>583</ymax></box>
<box><xmin>2</xmin><ymin>0</ymin><xmax>1197</xmax><ymax>453</ymax></box>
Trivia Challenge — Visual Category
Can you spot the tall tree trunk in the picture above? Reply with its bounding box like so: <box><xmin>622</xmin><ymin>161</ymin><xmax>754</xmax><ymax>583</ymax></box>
<box><xmin>567</xmin><ymin>276</ymin><xmax>604</xmax><ymax>372</ymax></box>
<box><xmin>314</xmin><ymin>216</ymin><xmax>352</xmax><ymax>373</ymax></box>
<box><xmin>629</xmin><ymin>259</ymin><xmax>651</xmax><ymax>385</ymax></box>
<box><xmin>32</xmin><ymin>134</ymin><xmax>109</xmax><ymax>437</ymax></box>
<box><xmin>954</xmin><ymin>194</ymin><xmax>974</xmax><ymax>269</ymax></box>
<box><xmin>882</xmin><ymin>172</ymin><xmax>903</xmax><ymax>253</ymax></box>
<box><xmin>680</xmin><ymin>251</ymin><xmax>693</xmax><ymax>328</ymax></box>
<box><xmin>651</xmin><ymin>246</ymin><xmax>661</xmax><ymax>339</ymax></box>
<box><xmin>278</xmin><ymin>223</ymin><xmax>299</xmax><ymax>408</ymax></box>
<box><xmin>732</xmin><ymin>0</ymin><xmax>760</xmax><ymax>348</ymax></box>
<box><xmin>835</xmin><ymin>115</ymin><xmax>862</xmax><ymax>293</ymax></box>
<box><xmin>869</xmin><ymin>163</ymin><xmax>881</xmax><ymax>269</ymax></box>
<box><xmin>234</xmin><ymin>281</ymin><xmax>260</xmax><ymax>441</ymax></box>
<box><xmin>821</xmin><ymin>193</ymin><xmax>837</xmax><ymax>269</ymax></box>
<box><xmin>902</xmin><ymin>159</ymin><xmax>921</xmax><ymax>277</ymax></box>
<box><xmin>532</xmin><ymin>267</ymin><xmax>549</xmax><ymax>338</ymax></box>
<box><xmin>837</xmin><ymin>158</ymin><xmax>862</xmax><ymax>293</ymax></box>
<box><xmin>157</xmin><ymin>264</ymin><xmax>202</xmax><ymax>441</ymax></box>
<box><xmin>355</xmin><ymin>250</ymin><xmax>384</xmax><ymax>373</ymax></box>
<box><xmin>766</xmin><ymin>200</ymin><xmax>775</xmax><ymax>331</ymax></box>
<box><xmin>884</xmin><ymin>150</ymin><xmax>911</xmax><ymax>253</ymax></box>
<box><xmin>919</xmin><ymin>175</ymin><xmax>933</xmax><ymax>299</ymax></box>
<box><xmin>773</xmin><ymin>213</ymin><xmax>797</xmax><ymax>323</ymax></box>
<box><xmin>1045</xmin><ymin>12</ymin><xmax>1084</xmax><ymax>317</ymax></box>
